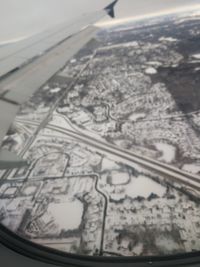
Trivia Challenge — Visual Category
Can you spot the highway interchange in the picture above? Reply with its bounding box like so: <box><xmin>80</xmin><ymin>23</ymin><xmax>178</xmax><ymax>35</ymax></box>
<box><xmin>16</xmin><ymin>116</ymin><xmax>200</xmax><ymax>198</ymax></box>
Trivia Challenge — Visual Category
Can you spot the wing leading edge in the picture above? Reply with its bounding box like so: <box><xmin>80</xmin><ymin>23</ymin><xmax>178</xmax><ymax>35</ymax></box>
<box><xmin>0</xmin><ymin>1</ymin><xmax>118</xmax><ymax>170</ymax></box>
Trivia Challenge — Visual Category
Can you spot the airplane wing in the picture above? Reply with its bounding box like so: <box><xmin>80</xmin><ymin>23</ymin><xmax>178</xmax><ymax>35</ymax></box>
<box><xmin>0</xmin><ymin>0</ymin><xmax>118</xmax><ymax>169</ymax></box>
<box><xmin>0</xmin><ymin>0</ymin><xmax>118</xmax><ymax>79</ymax></box>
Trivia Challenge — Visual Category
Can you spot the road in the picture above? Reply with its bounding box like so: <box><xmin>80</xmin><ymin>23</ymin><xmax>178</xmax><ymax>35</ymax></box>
<box><xmin>0</xmin><ymin>54</ymin><xmax>96</xmax><ymax>182</ymax></box>
<box><xmin>16</xmin><ymin>118</ymin><xmax>200</xmax><ymax>196</ymax></box>
<box><xmin>93</xmin><ymin>174</ymin><xmax>108</xmax><ymax>256</ymax></box>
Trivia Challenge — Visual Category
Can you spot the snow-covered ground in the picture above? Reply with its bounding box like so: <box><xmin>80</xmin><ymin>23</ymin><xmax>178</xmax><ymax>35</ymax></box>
<box><xmin>70</xmin><ymin>58</ymin><xmax>77</xmax><ymax>64</ymax></box>
<box><xmin>191</xmin><ymin>54</ymin><xmax>200</xmax><ymax>59</ymax></box>
<box><xmin>50</xmin><ymin>87</ymin><xmax>61</xmax><ymax>93</ymax></box>
<box><xmin>154</xmin><ymin>142</ymin><xmax>176</xmax><ymax>163</ymax></box>
<box><xmin>156</xmin><ymin>236</ymin><xmax>181</xmax><ymax>253</ymax></box>
<box><xmin>182</xmin><ymin>164</ymin><xmax>200</xmax><ymax>175</ymax></box>
<box><xmin>145</xmin><ymin>67</ymin><xmax>157</xmax><ymax>74</ymax></box>
<box><xmin>159</xmin><ymin>37</ymin><xmax>178</xmax><ymax>42</ymax></box>
<box><xmin>146</xmin><ymin>61</ymin><xmax>162</xmax><ymax>67</ymax></box>
<box><xmin>101</xmin><ymin>158</ymin><xmax>120</xmax><ymax>170</ymax></box>
<box><xmin>23</xmin><ymin>186</ymin><xmax>37</xmax><ymax>195</ymax></box>
<box><xmin>129</xmin><ymin>113</ymin><xmax>146</xmax><ymax>122</ymax></box>
<box><xmin>98</xmin><ymin>41</ymin><xmax>139</xmax><ymax>51</ymax></box>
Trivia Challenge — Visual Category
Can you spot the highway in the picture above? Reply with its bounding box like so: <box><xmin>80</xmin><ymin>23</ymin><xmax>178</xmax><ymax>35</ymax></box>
<box><xmin>16</xmin><ymin>118</ymin><xmax>200</xmax><ymax>196</ymax></box>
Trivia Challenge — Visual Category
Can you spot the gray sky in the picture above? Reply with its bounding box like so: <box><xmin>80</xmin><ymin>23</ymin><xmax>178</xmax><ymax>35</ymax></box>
<box><xmin>0</xmin><ymin>0</ymin><xmax>200</xmax><ymax>43</ymax></box>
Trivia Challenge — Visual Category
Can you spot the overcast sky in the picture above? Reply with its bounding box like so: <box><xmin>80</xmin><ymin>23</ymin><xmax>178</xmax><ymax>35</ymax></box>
<box><xmin>0</xmin><ymin>0</ymin><xmax>200</xmax><ymax>43</ymax></box>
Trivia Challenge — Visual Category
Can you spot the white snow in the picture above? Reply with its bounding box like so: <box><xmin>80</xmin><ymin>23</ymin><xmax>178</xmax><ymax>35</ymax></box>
<box><xmin>98</xmin><ymin>41</ymin><xmax>139</xmax><ymax>51</ymax></box>
<box><xmin>188</xmin><ymin>60</ymin><xmax>200</xmax><ymax>64</ymax></box>
<box><xmin>133</xmin><ymin>243</ymin><xmax>143</xmax><ymax>255</ymax></box>
<box><xmin>159</xmin><ymin>37</ymin><xmax>178</xmax><ymax>42</ymax></box>
<box><xmin>50</xmin><ymin>115</ymin><xmax>72</xmax><ymax>130</ymax></box>
<box><xmin>154</xmin><ymin>143</ymin><xmax>176</xmax><ymax>163</ymax></box>
<box><xmin>182</xmin><ymin>164</ymin><xmax>200</xmax><ymax>175</ymax></box>
<box><xmin>192</xmin><ymin>54</ymin><xmax>200</xmax><ymax>59</ymax></box>
<box><xmin>129</xmin><ymin>113</ymin><xmax>146</xmax><ymax>121</ymax></box>
<box><xmin>123</xmin><ymin>41</ymin><xmax>139</xmax><ymax>47</ymax></box>
<box><xmin>145</xmin><ymin>67</ymin><xmax>157</xmax><ymax>74</ymax></box>
<box><xmin>156</xmin><ymin>236</ymin><xmax>181</xmax><ymax>252</ymax></box>
<box><xmin>43</xmin><ymin>85</ymin><xmax>50</xmax><ymax>91</ymax></box>
<box><xmin>24</xmin><ymin>186</ymin><xmax>37</xmax><ymax>195</ymax></box>
<box><xmin>70</xmin><ymin>58</ymin><xmax>77</xmax><ymax>63</ymax></box>
<box><xmin>47</xmin><ymin>200</ymin><xmax>83</xmax><ymax>230</ymax></box>
<box><xmin>102</xmin><ymin>158</ymin><xmax>119</xmax><ymax>170</ymax></box>
<box><xmin>172</xmin><ymin>64</ymin><xmax>179</xmax><ymax>68</ymax></box>
<box><xmin>126</xmin><ymin>175</ymin><xmax>166</xmax><ymax>198</ymax></box>
<box><xmin>147</xmin><ymin>61</ymin><xmax>162</xmax><ymax>67</ymax></box>
<box><xmin>4</xmin><ymin>187</ymin><xmax>17</xmax><ymax>195</ymax></box>
<box><xmin>50</xmin><ymin>87</ymin><xmax>61</xmax><ymax>93</ymax></box>
<box><xmin>111</xmin><ymin>171</ymin><xmax>130</xmax><ymax>185</ymax></box>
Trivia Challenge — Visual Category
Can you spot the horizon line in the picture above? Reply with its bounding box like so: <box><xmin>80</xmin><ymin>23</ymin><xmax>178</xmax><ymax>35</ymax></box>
<box><xmin>96</xmin><ymin>3</ymin><xmax>200</xmax><ymax>28</ymax></box>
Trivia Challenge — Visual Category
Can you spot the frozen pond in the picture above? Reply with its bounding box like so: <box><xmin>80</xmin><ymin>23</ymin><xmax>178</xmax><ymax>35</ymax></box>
<box><xmin>126</xmin><ymin>175</ymin><xmax>166</xmax><ymax>198</ymax></box>
<box><xmin>111</xmin><ymin>171</ymin><xmax>130</xmax><ymax>185</ymax></box>
<box><xmin>47</xmin><ymin>200</ymin><xmax>83</xmax><ymax>231</ymax></box>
